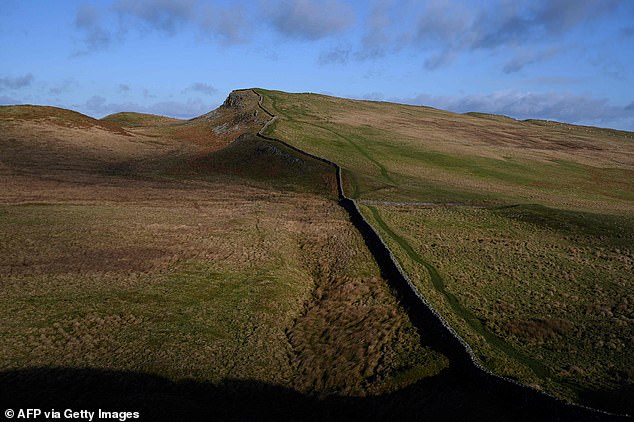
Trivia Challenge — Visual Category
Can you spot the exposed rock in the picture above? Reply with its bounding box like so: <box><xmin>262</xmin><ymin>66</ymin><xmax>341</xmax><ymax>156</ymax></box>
<box><xmin>223</xmin><ymin>91</ymin><xmax>249</xmax><ymax>109</ymax></box>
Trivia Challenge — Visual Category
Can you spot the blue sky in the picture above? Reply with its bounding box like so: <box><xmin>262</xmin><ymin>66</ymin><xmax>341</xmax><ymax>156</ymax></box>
<box><xmin>1</xmin><ymin>0</ymin><xmax>633</xmax><ymax>130</ymax></box>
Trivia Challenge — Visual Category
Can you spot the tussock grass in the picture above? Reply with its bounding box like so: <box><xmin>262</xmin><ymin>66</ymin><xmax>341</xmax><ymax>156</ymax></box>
<box><xmin>0</xmin><ymin>90</ymin><xmax>441</xmax><ymax>397</ymax></box>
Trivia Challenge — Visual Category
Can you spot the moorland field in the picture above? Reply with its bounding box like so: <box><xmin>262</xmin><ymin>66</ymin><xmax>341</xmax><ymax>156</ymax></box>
<box><xmin>0</xmin><ymin>92</ymin><xmax>438</xmax><ymax>394</ymax></box>
<box><xmin>0</xmin><ymin>89</ymin><xmax>632</xmax><ymax>419</ymax></box>
<box><xmin>258</xmin><ymin>89</ymin><xmax>633</xmax><ymax>413</ymax></box>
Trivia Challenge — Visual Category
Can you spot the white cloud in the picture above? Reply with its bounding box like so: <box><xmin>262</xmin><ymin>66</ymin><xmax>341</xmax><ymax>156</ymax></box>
<box><xmin>184</xmin><ymin>82</ymin><xmax>217</xmax><ymax>96</ymax></box>
<box><xmin>74</xmin><ymin>0</ymin><xmax>251</xmax><ymax>53</ymax></box>
<box><xmin>264</xmin><ymin>0</ymin><xmax>355</xmax><ymax>40</ymax></box>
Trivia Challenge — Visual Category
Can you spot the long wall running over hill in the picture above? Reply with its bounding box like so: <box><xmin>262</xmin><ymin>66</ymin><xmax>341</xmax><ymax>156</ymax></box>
<box><xmin>250</xmin><ymin>88</ymin><xmax>624</xmax><ymax>418</ymax></box>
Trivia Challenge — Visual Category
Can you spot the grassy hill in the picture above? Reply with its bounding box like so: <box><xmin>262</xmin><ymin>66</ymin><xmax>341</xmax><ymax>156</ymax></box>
<box><xmin>1</xmin><ymin>104</ymin><xmax>129</xmax><ymax>135</ymax></box>
<box><xmin>256</xmin><ymin>88</ymin><xmax>634</xmax><ymax>412</ymax></box>
<box><xmin>258</xmin><ymin>89</ymin><xmax>633</xmax><ymax>212</ymax></box>
<box><xmin>1</xmin><ymin>89</ymin><xmax>632</xmax><ymax>416</ymax></box>
<box><xmin>101</xmin><ymin>111</ymin><xmax>184</xmax><ymax>126</ymax></box>
<box><xmin>0</xmin><ymin>92</ymin><xmax>443</xmax><ymax>403</ymax></box>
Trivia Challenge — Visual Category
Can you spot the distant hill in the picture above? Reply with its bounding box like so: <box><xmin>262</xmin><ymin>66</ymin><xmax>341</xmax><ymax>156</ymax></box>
<box><xmin>101</xmin><ymin>112</ymin><xmax>184</xmax><ymax>127</ymax></box>
<box><xmin>0</xmin><ymin>104</ymin><xmax>128</xmax><ymax>135</ymax></box>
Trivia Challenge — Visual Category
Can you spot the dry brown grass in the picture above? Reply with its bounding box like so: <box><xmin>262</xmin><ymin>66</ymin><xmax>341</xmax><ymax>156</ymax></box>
<box><xmin>324</xmin><ymin>97</ymin><xmax>634</xmax><ymax>170</ymax></box>
<box><xmin>504</xmin><ymin>318</ymin><xmax>574</xmax><ymax>342</ymax></box>
<box><xmin>0</xmin><ymin>105</ymin><xmax>129</xmax><ymax>135</ymax></box>
<box><xmin>0</xmin><ymin>90</ymin><xmax>441</xmax><ymax>396</ymax></box>
<box><xmin>287</xmin><ymin>228</ymin><xmax>446</xmax><ymax>395</ymax></box>
<box><xmin>101</xmin><ymin>112</ymin><xmax>184</xmax><ymax>126</ymax></box>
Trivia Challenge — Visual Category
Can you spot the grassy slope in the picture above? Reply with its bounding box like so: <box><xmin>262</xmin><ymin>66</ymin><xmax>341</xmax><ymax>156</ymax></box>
<box><xmin>101</xmin><ymin>112</ymin><xmax>184</xmax><ymax>126</ymax></box>
<box><xmin>1</xmin><ymin>105</ymin><xmax>129</xmax><ymax>135</ymax></box>
<box><xmin>257</xmin><ymin>88</ymin><xmax>634</xmax><ymax>411</ymax></box>
<box><xmin>258</xmin><ymin>89</ymin><xmax>634</xmax><ymax>211</ymax></box>
<box><xmin>0</xmin><ymin>92</ymin><xmax>442</xmax><ymax>397</ymax></box>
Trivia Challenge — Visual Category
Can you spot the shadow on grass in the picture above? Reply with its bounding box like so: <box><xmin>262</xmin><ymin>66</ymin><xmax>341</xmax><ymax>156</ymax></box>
<box><xmin>0</xmin><ymin>367</ymin><xmax>621</xmax><ymax>421</ymax></box>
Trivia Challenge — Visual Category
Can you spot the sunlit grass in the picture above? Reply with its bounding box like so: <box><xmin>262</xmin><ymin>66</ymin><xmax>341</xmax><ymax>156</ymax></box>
<box><xmin>360</xmin><ymin>203</ymin><xmax>633</xmax><ymax>402</ymax></box>
<box><xmin>258</xmin><ymin>88</ymin><xmax>634</xmax><ymax>407</ymax></box>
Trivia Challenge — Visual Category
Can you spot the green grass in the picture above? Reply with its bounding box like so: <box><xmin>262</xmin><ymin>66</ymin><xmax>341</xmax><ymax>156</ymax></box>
<box><xmin>494</xmin><ymin>204</ymin><xmax>634</xmax><ymax>248</ymax></box>
<box><xmin>257</xmin><ymin>88</ymin><xmax>634</xmax><ymax>211</ymax></box>
<box><xmin>0</xmin><ymin>199</ymin><xmax>446</xmax><ymax>393</ymax></box>
<box><xmin>364</xmin><ymin>205</ymin><xmax>550</xmax><ymax>380</ymax></box>
<box><xmin>1</xmin><ymin>259</ymin><xmax>304</xmax><ymax>383</ymax></box>
<box><xmin>360</xmin><ymin>204</ymin><xmax>633</xmax><ymax>402</ymax></box>
<box><xmin>257</xmin><ymin>88</ymin><xmax>634</xmax><ymax>410</ymax></box>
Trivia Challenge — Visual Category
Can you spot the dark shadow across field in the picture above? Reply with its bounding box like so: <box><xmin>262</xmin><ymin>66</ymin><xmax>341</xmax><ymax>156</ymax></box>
<box><xmin>0</xmin><ymin>367</ymin><xmax>619</xmax><ymax>422</ymax></box>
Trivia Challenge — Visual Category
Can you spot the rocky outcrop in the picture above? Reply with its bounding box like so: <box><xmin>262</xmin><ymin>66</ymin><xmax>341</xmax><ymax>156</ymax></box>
<box><xmin>195</xmin><ymin>90</ymin><xmax>263</xmax><ymax>140</ymax></box>
<box><xmin>223</xmin><ymin>90</ymin><xmax>249</xmax><ymax>109</ymax></box>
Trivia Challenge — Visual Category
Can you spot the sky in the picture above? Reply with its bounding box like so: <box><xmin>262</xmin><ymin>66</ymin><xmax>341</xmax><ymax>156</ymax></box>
<box><xmin>1</xmin><ymin>0</ymin><xmax>633</xmax><ymax>130</ymax></box>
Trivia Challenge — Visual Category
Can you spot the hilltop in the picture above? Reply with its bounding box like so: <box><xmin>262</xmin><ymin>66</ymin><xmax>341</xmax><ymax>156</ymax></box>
<box><xmin>101</xmin><ymin>111</ymin><xmax>184</xmax><ymax>127</ymax></box>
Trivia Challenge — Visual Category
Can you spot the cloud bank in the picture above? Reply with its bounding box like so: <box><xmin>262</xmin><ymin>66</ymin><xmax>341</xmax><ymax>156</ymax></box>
<box><xmin>71</xmin><ymin>0</ymin><xmax>631</xmax><ymax>77</ymax></box>
<box><xmin>184</xmin><ymin>82</ymin><xmax>217</xmax><ymax>96</ymax></box>
<box><xmin>358</xmin><ymin>0</ymin><xmax>627</xmax><ymax>70</ymax></box>
<box><xmin>73</xmin><ymin>0</ymin><xmax>355</xmax><ymax>52</ymax></box>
